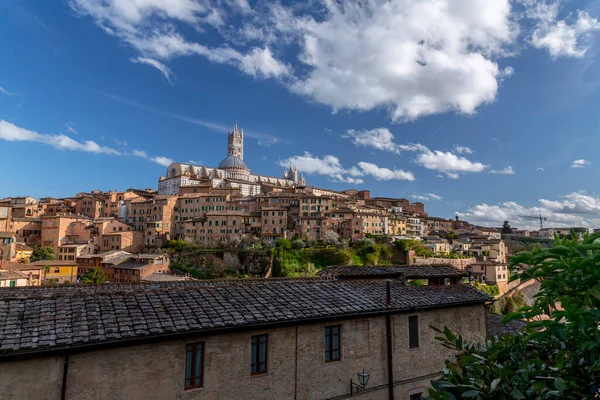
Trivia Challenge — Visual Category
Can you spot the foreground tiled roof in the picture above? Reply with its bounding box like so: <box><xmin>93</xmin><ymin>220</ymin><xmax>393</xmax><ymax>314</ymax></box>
<box><xmin>318</xmin><ymin>265</ymin><xmax>467</xmax><ymax>279</ymax></box>
<box><xmin>0</xmin><ymin>280</ymin><xmax>489</xmax><ymax>356</ymax></box>
<box><xmin>487</xmin><ymin>314</ymin><xmax>528</xmax><ymax>336</ymax></box>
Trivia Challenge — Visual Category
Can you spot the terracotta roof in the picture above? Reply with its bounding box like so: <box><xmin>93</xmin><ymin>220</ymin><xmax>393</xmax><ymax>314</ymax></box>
<box><xmin>141</xmin><ymin>273</ymin><xmax>191</xmax><ymax>282</ymax></box>
<box><xmin>487</xmin><ymin>314</ymin><xmax>527</xmax><ymax>337</ymax></box>
<box><xmin>318</xmin><ymin>265</ymin><xmax>467</xmax><ymax>279</ymax></box>
<box><xmin>0</xmin><ymin>279</ymin><xmax>489</xmax><ymax>356</ymax></box>
<box><xmin>0</xmin><ymin>270</ymin><xmax>27</xmax><ymax>281</ymax></box>
<box><xmin>28</xmin><ymin>261</ymin><xmax>78</xmax><ymax>267</ymax></box>
<box><xmin>0</xmin><ymin>232</ymin><xmax>15</xmax><ymax>238</ymax></box>
<box><xmin>15</xmin><ymin>244</ymin><xmax>32</xmax><ymax>251</ymax></box>
<box><xmin>3</xmin><ymin>263</ymin><xmax>43</xmax><ymax>271</ymax></box>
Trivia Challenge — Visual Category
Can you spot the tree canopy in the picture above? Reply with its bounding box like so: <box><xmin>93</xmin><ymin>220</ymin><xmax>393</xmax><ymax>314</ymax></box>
<box><xmin>501</xmin><ymin>220</ymin><xmax>513</xmax><ymax>234</ymax></box>
<box><xmin>81</xmin><ymin>267</ymin><xmax>106</xmax><ymax>284</ymax></box>
<box><xmin>30</xmin><ymin>246</ymin><xmax>55</xmax><ymax>262</ymax></box>
<box><xmin>429</xmin><ymin>231</ymin><xmax>600</xmax><ymax>399</ymax></box>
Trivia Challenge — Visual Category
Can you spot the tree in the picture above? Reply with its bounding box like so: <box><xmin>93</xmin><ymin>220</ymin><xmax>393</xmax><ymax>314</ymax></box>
<box><xmin>429</xmin><ymin>231</ymin><xmax>600</xmax><ymax>399</ymax></box>
<box><xmin>446</xmin><ymin>231</ymin><xmax>458</xmax><ymax>240</ymax></box>
<box><xmin>275</xmin><ymin>238</ymin><xmax>292</xmax><ymax>250</ymax></box>
<box><xmin>223</xmin><ymin>252</ymin><xmax>242</xmax><ymax>272</ymax></box>
<box><xmin>81</xmin><ymin>267</ymin><xmax>106</xmax><ymax>284</ymax></box>
<box><xmin>30</xmin><ymin>246</ymin><xmax>55</xmax><ymax>262</ymax></box>
<box><xmin>323</xmin><ymin>230</ymin><xmax>340</xmax><ymax>245</ymax></box>
<box><xmin>501</xmin><ymin>220</ymin><xmax>513</xmax><ymax>234</ymax></box>
<box><xmin>292</xmin><ymin>239</ymin><xmax>306</xmax><ymax>250</ymax></box>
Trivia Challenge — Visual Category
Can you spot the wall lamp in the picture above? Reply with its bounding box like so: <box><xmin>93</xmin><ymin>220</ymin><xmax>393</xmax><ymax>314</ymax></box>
<box><xmin>350</xmin><ymin>369</ymin><xmax>370</xmax><ymax>394</ymax></box>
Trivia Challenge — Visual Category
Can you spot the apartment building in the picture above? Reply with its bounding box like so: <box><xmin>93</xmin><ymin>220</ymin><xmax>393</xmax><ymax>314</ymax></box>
<box><xmin>0</xmin><ymin>277</ymin><xmax>489</xmax><ymax>400</ymax></box>
<box><xmin>130</xmin><ymin>195</ymin><xmax>177</xmax><ymax>248</ymax></box>
<box><xmin>466</xmin><ymin>261</ymin><xmax>510</xmax><ymax>293</ymax></box>
<box><xmin>29</xmin><ymin>260</ymin><xmax>78</xmax><ymax>284</ymax></box>
<box><xmin>94</xmin><ymin>218</ymin><xmax>144</xmax><ymax>253</ymax></box>
<box><xmin>41</xmin><ymin>215</ymin><xmax>91</xmax><ymax>254</ymax></box>
<box><xmin>10</xmin><ymin>217</ymin><xmax>41</xmax><ymax>245</ymax></box>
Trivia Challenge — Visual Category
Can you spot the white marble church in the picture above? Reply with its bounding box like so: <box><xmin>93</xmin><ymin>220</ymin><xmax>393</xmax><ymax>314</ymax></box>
<box><xmin>158</xmin><ymin>125</ymin><xmax>305</xmax><ymax>195</ymax></box>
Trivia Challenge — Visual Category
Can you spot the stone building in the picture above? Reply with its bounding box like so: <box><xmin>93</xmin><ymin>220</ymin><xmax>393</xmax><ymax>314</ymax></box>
<box><xmin>158</xmin><ymin>125</ymin><xmax>305</xmax><ymax>196</ymax></box>
<box><xmin>466</xmin><ymin>261</ymin><xmax>510</xmax><ymax>293</ymax></box>
<box><xmin>0</xmin><ymin>277</ymin><xmax>489</xmax><ymax>400</ymax></box>
<box><xmin>10</xmin><ymin>217</ymin><xmax>41</xmax><ymax>245</ymax></box>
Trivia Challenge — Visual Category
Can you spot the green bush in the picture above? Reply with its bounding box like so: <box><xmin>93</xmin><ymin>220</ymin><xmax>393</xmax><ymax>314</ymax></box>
<box><xmin>275</xmin><ymin>238</ymin><xmax>292</xmax><ymax>250</ymax></box>
<box><xmin>430</xmin><ymin>231</ymin><xmax>600</xmax><ymax>399</ymax></box>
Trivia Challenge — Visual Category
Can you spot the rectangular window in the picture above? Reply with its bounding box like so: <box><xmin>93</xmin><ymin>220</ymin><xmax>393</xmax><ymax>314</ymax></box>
<box><xmin>409</xmin><ymin>394</ymin><xmax>423</xmax><ymax>400</ymax></box>
<box><xmin>408</xmin><ymin>315</ymin><xmax>419</xmax><ymax>349</ymax></box>
<box><xmin>325</xmin><ymin>325</ymin><xmax>341</xmax><ymax>362</ymax></box>
<box><xmin>9</xmin><ymin>280</ymin><xmax>16</xmax><ymax>287</ymax></box>
<box><xmin>251</xmin><ymin>334</ymin><xmax>268</xmax><ymax>375</ymax></box>
<box><xmin>185</xmin><ymin>342</ymin><xmax>204</xmax><ymax>389</ymax></box>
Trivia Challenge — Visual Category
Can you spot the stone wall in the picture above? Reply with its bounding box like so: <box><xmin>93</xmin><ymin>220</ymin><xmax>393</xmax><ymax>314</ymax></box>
<box><xmin>0</xmin><ymin>305</ymin><xmax>486</xmax><ymax>400</ymax></box>
<box><xmin>411</xmin><ymin>257</ymin><xmax>477</xmax><ymax>270</ymax></box>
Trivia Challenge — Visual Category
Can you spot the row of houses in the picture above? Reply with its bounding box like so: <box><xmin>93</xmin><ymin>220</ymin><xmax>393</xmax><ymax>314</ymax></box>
<box><xmin>0</xmin><ymin>252</ymin><xmax>173</xmax><ymax>287</ymax></box>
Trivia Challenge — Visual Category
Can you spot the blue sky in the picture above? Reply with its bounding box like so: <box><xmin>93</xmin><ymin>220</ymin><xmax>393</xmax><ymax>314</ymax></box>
<box><xmin>1</xmin><ymin>0</ymin><xmax>600</xmax><ymax>229</ymax></box>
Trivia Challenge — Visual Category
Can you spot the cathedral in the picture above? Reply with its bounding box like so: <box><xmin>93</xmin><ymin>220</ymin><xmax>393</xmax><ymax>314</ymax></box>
<box><xmin>158</xmin><ymin>125</ymin><xmax>305</xmax><ymax>195</ymax></box>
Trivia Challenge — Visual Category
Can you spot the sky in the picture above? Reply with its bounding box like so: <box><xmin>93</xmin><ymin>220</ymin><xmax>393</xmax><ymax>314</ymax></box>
<box><xmin>1</xmin><ymin>0</ymin><xmax>600</xmax><ymax>230</ymax></box>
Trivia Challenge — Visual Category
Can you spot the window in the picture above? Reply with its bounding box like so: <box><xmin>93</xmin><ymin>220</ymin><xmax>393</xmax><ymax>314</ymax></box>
<box><xmin>251</xmin><ymin>334</ymin><xmax>268</xmax><ymax>375</ymax></box>
<box><xmin>408</xmin><ymin>315</ymin><xmax>419</xmax><ymax>349</ymax></box>
<box><xmin>409</xmin><ymin>393</ymin><xmax>423</xmax><ymax>400</ymax></box>
<box><xmin>325</xmin><ymin>325</ymin><xmax>341</xmax><ymax>362</ymax></box>
<box><xmin>9</xmin><ymin>280</ymin><xmax>16</xmax><ymax>287</ymax></box>
<box><xmin>185</xmin><ymin>342</ymin><xmax>204</xmax><ymax>389</ymax></box>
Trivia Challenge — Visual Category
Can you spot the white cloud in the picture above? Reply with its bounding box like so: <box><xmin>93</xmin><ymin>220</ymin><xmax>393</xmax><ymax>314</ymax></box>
<box><xmin>132</xmin><ymin>149</ymin><xmax>174</xmax><ymax>167</ymax></box>
<box><xmin>70</xmin><ymin>0</ymin><xmax>290</xmax><ymax>79</ymax></box>
<box><xmin>342</xmin><ymin>127</ymin><xmax>485</xmax><ymax>178</ymax></box>
<box><xmin>458</xmin><ymin>191</ymin><xmax>600</xmax><ymax>230</ymax></box>
<box><xmin>279</xmin><ymin>153</ymin><xmax>415</xmax><ymax>184</ymax></box>
<box><xmin>526</xmin><ymin>1</ymin><xmax>600</xmax><ymax>58</ymax></box>
<box><xmin>490</xmin><ymin>165</ymin><xmax>515</xmax><ymax>175</ymax></box>
<box><xmin>571</xmin><ymin>159</ymin><xmax>590</xmax><ymax>168</ymax></box>
<box><xmin>453</xmin><ymin>145</ymin><xmax>473</xmax><ymax>154</ymax></box>
<box><xmin>132</xmin><ymin>57</ymin><xmax>174</xmax><ymax>83</ymax></box>
<box><xmin>414</xmin><ymin>149</ymin><xmax>487</xmax><ymax>178</ymax></box>
<box><xmin>539</xmin><ymin>191</ymin><xmax>600</xmax><ymax>214</ymax></box>
<box><xmin>0</xmin><ymin>86</ymin><xmax>13</xmax><ymax>96</ymax></box>
<box><xmin>357</xmin><ymin>162</ymin><xmax>415</xmax><ymax>181</ymax></box>
<box><xmin>413</xmin><ymin>193</ymin><xmax>442</xmax><ymax>201</ymax></box>
<box><xmin>0</xmin><ymin>119</ymin><xmax>119</xmax><ymax>155</ymax></box>
<box><xmin>65</xmin><ymin>123</ymin><xmax>77</xmax><ymax>134</ymax></box>
<box><xmin>536</xmin><ymin>167</ymin><xmax>544</xmax><ymax>171</ymax></box>
<box><xmin>72</xmin><ymin>0</ymin><xmax>599</xmax><ymax>122</ymax></box>
<box><xmin>288</xmin><ymin>0</ymin><xmax>516</xmax><ymax>122</ymax></box>
<box><xmin>344</xmin><ymin>128</ymin><xmax>400</xmax><ymax>154</ymax></box>
<box><xmin>0</xmin><ymin>119</ymin><xmax>175</xmax><ymax>167</ymax></box>
<box><xmin>279</xmin><ymin>152</ymin><xmax>356</xmax><ymax>183</ymax></box>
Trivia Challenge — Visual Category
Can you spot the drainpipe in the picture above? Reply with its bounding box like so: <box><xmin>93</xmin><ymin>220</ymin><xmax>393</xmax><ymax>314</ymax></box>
<box><xmin>61</xmin><ymin>353</ymin><xmax>70</xmax><ymax>400</ymax></box>
<box><xmin>385</xmin><ymin>280</ymin><xmax>395</xmax><ymax>400</ymax></box>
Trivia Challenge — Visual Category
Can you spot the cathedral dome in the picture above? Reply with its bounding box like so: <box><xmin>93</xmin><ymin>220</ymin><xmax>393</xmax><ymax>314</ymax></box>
<box><xmin>218</xmin><ymin>155</ymin><xmax>248</xmax><ymax>170</ymax></box>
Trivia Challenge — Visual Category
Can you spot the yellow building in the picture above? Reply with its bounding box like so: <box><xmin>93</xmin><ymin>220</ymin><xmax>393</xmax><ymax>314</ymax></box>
<box><xmin>387</xmin><ymin>216</ymin><xmax>407</xmax><ymax>236</ymax></box>
<box><xmin>14</xmin><ymin>243</ymin><xmax>33</xmax><ymax>262</ymax></box>
<box><xmin>29</xmin><ymin>260</ymin><xmax>78</xmax><ymax>284</ymax></box>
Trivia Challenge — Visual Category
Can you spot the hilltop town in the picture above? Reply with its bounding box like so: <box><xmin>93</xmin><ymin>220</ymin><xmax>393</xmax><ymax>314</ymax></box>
<box><xmin>0</xmin><ymin>125</ymin><xmax>582</xmax><ymax>292</ymax></box>
<box><xmin>0</xmin><ymin>125</ymin><xmax>586</xmax><ymax>400</ymax></box>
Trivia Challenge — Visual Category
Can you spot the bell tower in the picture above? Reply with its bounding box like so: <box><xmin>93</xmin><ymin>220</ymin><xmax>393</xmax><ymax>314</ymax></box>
<box><xmin>228</xmin><ymin>124</ymin><xmax>244</xmax><ymax>160</ymax></box>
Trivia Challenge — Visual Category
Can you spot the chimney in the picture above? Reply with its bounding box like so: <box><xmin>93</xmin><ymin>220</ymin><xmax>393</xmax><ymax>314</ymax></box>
<box><xmin>385</xmin><ymin>279</ymin><xmax>392</xmax><ymax>308</ymax></box>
